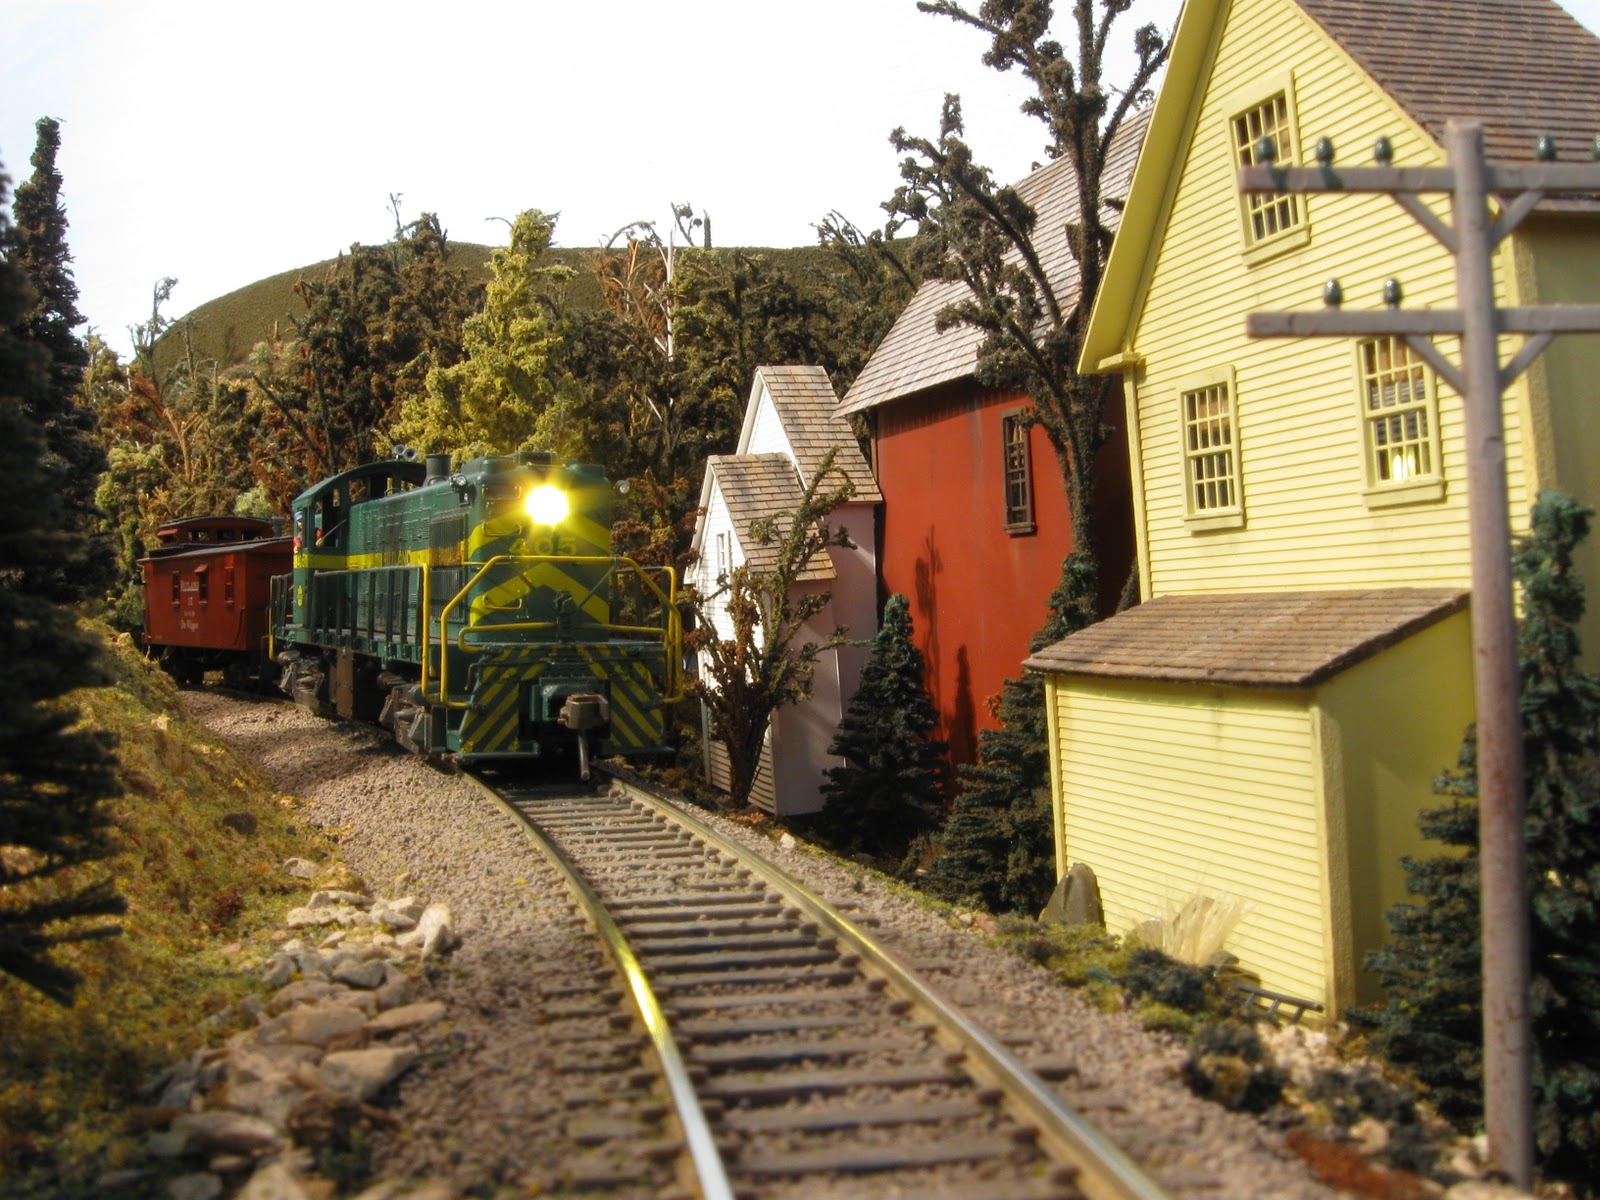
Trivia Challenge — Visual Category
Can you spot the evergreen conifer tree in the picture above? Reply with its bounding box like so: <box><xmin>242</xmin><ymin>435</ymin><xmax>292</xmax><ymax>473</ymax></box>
<box><xmin>930</xmin><ymin>551</ymin><xmax>1099</xmax><ymax>913</ymax></box>
<box><xmin>7</xmin><ymin>116</ymin><xmax>112</xmax><ymax>602</ymax></box>
<box><xmin>817</xmin><ymin>594</ymin><xmax>949</xmax><ymax>856</ymax></box>
<box><xmin>0</xmin><ymin>165</ymin><xmax>124</xmax><ymax>1005</ymax></box>
<box><xmin>1358</xmin><ymin>492</ymin><xmax>1600</xmax><ymax>1193</ymax></box>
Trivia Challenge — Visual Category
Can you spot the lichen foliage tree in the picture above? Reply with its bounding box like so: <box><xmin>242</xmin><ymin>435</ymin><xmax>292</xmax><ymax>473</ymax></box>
<box><xmin>88</xmin><ymin>283</ymin><xmax>261</xmax><ymax>631</ymax></box>
<box><xmin>816</xmin><ymin>593</ymin><xmax>949</xmax><ymax>859</ymax></box>
<box><xmin>245</xmin><ymin>212</ymin><xmax>478</xmax><ymax>487</ymax></box>
<box><xmin>390</xmin><ymin>209</ymin><xmax>587</xmax><ymax>463</ymax></box>
<box><xmin>687</xmin><ymin>453</ymin><xmax>854</xmax><ymax>811</ymax></box>
<box><xmin>1357</xmin><ymin>492</ymin><xmax>1600</xmax><ymax>1194</ymax></box>
<box><xmin>0</xmin><ymin>167</ymin><xmax>124</xmax><ymax>1004</ymax></box>
<box><xmin>892</xmin><ymin>0</ymin><xmax>1167</xmax><ymax>914</ymax></box>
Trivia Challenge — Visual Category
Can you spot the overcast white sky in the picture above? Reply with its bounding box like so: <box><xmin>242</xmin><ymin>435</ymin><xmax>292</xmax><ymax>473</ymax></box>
<box><xmin>4</xmin><ymin>0</ymin><xmax>1597</xmax><ymax>360</ymax></box>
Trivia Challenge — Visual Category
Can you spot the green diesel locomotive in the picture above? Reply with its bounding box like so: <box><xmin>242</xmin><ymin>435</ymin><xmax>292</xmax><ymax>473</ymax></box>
<box><xmin>270</xmin><ymin>449</ymin><xmax>681</xmax><ymax>775</ymax></box>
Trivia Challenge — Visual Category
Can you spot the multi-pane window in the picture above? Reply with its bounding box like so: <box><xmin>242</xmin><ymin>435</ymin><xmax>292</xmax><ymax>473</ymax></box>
<box><xmin>1182</xmin><ymin>379</ymin><xmax>1241</xmax><ymax>517</ymax></box>
<box><xmin>1359</xmin><ymin>336</ymin><xmax>1438</xmax><ymax>489</ymax></box>
<box><xmin>1001</xmin><ymin>412</ymin><xmax>1035</xmax><ymax>533</ymax></box>
<box><xmin>1232</xmin><ymin>92</ymin><xmax>1304</xmax><ymax>247</ymax></box>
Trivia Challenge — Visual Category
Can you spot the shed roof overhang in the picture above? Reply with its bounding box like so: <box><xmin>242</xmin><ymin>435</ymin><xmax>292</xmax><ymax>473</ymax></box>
<box><xmin>1025</xmin><ymin>587</ymin><xmax>1469</xmax><ymax>688</ymax></box>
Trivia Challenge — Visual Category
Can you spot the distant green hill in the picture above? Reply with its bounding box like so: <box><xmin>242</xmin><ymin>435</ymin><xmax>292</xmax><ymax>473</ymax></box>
<box><xmin>152</xmin><ymin>239</ymin><xmax>872</xmax><ymax>378</ymax></box>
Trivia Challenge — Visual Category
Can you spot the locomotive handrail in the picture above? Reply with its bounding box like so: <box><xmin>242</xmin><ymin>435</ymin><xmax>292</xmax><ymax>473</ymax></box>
<box><xmin>433</xmin><ymin>554</ymin><xmax>682</xmax><ymax>707</ymax></box>
<box><xmin>454</xmin><ymin>619</ymin><xmax>682</xmax><ymax>648</ymax></box>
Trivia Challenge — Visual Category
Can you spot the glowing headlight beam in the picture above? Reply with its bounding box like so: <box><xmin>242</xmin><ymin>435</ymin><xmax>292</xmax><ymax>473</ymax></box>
<box><xmin>525</xmin><ymin>483</ymin><xmax>570</xmax><ymax>525</ymax></box>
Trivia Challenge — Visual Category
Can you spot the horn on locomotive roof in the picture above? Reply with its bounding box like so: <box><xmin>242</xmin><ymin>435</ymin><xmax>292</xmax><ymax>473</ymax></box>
<box><xmin>393</xmin><ymin>444</ymin><xmax>420</xmax><ymax>463</ymax></box>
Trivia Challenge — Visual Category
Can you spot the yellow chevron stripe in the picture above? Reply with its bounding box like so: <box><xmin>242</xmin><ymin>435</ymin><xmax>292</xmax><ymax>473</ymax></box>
<box><xmin>567</xmin><ymin>513</ymin><xmax>610</xmax><ymax>550</ymax></box>
<box><xmin>473</xmin><ymin>564</ymin><xmax>609</xmax><ymax>625</ymax></box>
<box><xmin>466</xmin><ymin>515</ymin><xmax>526</xmax><ymax>557</ymax></box>
<box><xmin>460</xmin><ymin>674</ymin><xmax>522</xmax><ymax>754</ymax></box>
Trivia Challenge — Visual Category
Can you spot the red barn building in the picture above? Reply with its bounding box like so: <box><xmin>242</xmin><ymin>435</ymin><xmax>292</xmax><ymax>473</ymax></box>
<box><xmin>836</xmin><ymin>115</ymin><xmax>1146</xmax><ymax>765</ymax></box>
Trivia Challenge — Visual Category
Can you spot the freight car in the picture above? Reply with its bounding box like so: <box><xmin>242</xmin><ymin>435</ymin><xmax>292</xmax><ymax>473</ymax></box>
<box><xmin>269</xmin><ymin>449</ymin><xmax>682</xmax><ymax>774</ymax></box>
<box><xmin>139</xmin><ymin>515</ymin><xmax>293</xmax><ymax>688</ymax></box>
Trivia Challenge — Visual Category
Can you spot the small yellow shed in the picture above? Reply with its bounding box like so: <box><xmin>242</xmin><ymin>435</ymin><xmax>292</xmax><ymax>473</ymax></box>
<box><xmin>1028</xmin><ymin>589</ymin><xmax>1473</xmax><ymax>1014</ymax></box>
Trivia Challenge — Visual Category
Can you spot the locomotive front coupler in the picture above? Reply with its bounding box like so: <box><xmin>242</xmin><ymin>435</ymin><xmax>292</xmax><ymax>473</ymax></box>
<box><xmin>557</xmin><ymin>693</ymin><xmax>610</xmax><ymax>781</ymax></box>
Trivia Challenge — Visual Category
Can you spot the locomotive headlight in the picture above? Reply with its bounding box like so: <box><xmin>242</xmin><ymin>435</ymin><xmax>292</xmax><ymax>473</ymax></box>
<box><xmin>524</xmin><ymin>484</ymin><xmax>569</xmax><ymax>525</ymax></box>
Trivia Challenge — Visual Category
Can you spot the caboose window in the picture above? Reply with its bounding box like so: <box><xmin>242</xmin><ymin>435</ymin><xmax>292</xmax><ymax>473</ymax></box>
<box><xmin>194</xmin><ymin>564</ymin><xmax>210</xmax><ymax>604</ymax></box>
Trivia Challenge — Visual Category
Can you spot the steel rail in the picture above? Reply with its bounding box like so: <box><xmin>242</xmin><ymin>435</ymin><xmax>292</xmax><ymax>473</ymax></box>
<box><xmin>467</xmin><ymin>776</ymin><xmax>735</xmax><ymax>1200</ymax></box>
<box><xmin>607</xmin><ymin>770</ymin><xmax>1173</xmax><ymax>1200</ymax></box>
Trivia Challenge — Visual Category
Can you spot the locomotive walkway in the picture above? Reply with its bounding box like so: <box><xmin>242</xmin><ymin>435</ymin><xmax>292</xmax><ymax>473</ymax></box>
<box><xmin>468</xmin><ymin>768</ymin><xmax>1174</xmax><ymax>1200</ymax></box>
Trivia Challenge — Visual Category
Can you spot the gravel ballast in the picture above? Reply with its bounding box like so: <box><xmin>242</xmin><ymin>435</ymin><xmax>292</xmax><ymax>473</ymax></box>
<box><xmin>185</xmin><ymin>689</ymin><xmax>1348</xmax><ymax>1198</ymax></box>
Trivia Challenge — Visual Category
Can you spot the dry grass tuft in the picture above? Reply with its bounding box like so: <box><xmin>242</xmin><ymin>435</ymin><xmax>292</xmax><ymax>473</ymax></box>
<box><xmin>0</xmin><ymin>626</ymin><xmax>338</xmax><ymax>1194</ymax></box>
<box><xmin>1132</xmin><ymin>889</ymin><xmax>1256</xmax><ymax>966</ymax></box>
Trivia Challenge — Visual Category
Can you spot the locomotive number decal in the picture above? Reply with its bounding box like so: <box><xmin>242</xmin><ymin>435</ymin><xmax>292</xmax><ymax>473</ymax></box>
<box><xmin>522</xmin><ymin>532</ymin><xmax>579</xmax><ymax>557</ymax></box>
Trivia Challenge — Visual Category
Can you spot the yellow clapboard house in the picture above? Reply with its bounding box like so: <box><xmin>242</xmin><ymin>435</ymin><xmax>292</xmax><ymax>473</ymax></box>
<box><xmin>1031</xmin><ymin>0</ymin><xmax>1600</xmax><ymax>1014</ymax></box>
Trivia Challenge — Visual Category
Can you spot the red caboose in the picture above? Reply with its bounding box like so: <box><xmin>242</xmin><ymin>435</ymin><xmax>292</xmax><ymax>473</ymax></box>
<box><xmin>140</xmin><ymin>516</ymin><xmax>292</xmax><ymax>687</ymax></box>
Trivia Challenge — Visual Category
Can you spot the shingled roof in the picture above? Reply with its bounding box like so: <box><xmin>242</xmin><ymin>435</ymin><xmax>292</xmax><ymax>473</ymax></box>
<box><xmin>755</xmin><ymin>365</ymin><xmax>880</xmax><ymax>502</ymax></box>
<box><xmin>706</xmin><ymin>453</ymin><xmax>836</xmax><ymax>583</ymax></box>
<box><xmin>1024</xmin><ymin>588</ymin><xmax>1469</xmax><ymax>687</ymax></box>
<box><xmin>1298</xmin><ymin>0</ymin><xmax>1600</xmax><ymax>172</ymax></box>
<box><xmin>837</xmin><ymin>107</ymin><xmax>1150</xmax><ymax>418</ymax></box>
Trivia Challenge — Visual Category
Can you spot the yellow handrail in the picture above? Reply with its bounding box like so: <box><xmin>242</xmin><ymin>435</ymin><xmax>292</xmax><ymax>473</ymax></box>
<box><xmin>432</xmin><ymin>554</ymin><xmax>682</xmax><ymax>707</ymax></box>
<box><xmin>419</xmin><ymin>564</ymin><xmax>432</xmax><ymax>696</ymax></box>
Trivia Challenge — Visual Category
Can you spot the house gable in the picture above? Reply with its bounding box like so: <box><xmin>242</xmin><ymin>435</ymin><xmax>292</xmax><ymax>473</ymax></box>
<box><xmin>688</xmin><ymin>366</ymin><xmax>882</xmax><ymax>818</ymax></box>
<box><xmin>839</xmin><ymin>112</ymin><xmax>1148</xmax><ymax>419</ymax></box>
<box><xmin>1075</xmin><ymin>0</ymin><xmax>1600</xmax><ymax>601</ymax></box>
<box><xmin>744</xmin><ymin>365</ymin><xmax>880</xmax><ymax>502</ymax></box>
<box><xmin>1084</xmin><ymin>0</ymin><xmax>1600</xmax><ymax>374</ymax></box>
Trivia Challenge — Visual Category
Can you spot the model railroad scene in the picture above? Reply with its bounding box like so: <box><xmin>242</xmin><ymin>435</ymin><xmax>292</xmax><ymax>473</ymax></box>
<box><xmin>7</xmin><ymin>0</ymin><xmax>1600</xmax><ymax>1197</ymax></box>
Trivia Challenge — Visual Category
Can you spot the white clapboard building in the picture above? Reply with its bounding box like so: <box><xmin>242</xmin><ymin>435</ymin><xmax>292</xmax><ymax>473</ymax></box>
<box><xmin>689</xmin><ymin>365</ymin><xmax>881</xmax><ymax>814</ymax></box>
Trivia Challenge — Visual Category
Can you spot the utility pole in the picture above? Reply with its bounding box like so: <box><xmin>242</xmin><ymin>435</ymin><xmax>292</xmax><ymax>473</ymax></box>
<box><xmin>1240</xmin><ymin>119</ymin><xmax>1600</xmax><ymax>1190</ymax></box>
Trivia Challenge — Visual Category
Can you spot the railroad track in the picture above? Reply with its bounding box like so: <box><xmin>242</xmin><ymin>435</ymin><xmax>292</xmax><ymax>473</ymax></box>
<box><xmin>466</xmin><ymin>767</ymin><xmax>1172</xmax><ymax>1200</ymax></box>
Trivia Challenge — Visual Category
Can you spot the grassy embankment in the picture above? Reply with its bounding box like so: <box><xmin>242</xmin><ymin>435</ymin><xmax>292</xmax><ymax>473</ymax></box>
<box><xmin>0</xmin><ymin>629</ymin><xmax>339</xmax><ymax>1193</ymax></box>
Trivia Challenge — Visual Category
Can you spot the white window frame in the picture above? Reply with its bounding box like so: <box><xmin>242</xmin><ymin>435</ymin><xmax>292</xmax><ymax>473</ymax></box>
<box><xmin>1355</xmin><ymin>336</ymin><xmax>1446</xmax><ymax>507</ymax></box>
<box><xmin>1179</xmin><ymin>366</ymin><xmax>1245</xmax><ymax>531</ymax></box>
<box><xmin>1228</xmin><ymin>71</ymin><xmax>1311</xmax><ymax>263</ymax></box>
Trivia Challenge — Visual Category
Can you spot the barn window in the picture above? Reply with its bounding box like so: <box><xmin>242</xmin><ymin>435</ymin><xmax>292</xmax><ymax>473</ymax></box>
<box><xmin>1181</xmin><ymin>368</ymin><xmax>1245</xmax><ymax>530</ymax></box>
<box><xmin>1231</xmin><ymin>75</ymin><xmax>1309</xmax><ymax>260</ymax></box>
<box><xmin>1357</xmin><ymin>336</ymin><xmax>1445</xmax><ymax>506</ymax></box>
<box><xmin>1001</xmin><ymin>411</ymin><xmax>1035</xmax><ymax>535</ymax></box>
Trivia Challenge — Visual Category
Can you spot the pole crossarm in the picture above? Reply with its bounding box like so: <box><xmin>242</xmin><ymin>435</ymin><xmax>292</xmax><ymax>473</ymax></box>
<box><xmin>1239</xmin><ymin>162</ymin><xmax>1600</xmax><ymax>196</ymax></box>
<box><xmin>1245</xmin><ymin>306</ymin><xmax>1600</xmax><ymax>337</ymax></box>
